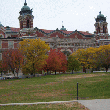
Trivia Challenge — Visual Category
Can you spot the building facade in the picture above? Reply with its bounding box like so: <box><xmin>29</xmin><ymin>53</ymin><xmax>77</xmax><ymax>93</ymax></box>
<box><xmin>0</xmin><ymin>0</ymin><xmax>109</xmax><ymax>60</ymax></box>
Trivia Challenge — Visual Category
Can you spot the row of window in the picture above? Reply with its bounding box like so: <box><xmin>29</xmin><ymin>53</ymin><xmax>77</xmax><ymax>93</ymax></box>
<box><xmin>0</xmin><ymin>41</ymin><xmax>14</xmax><ymax>49</ymax></box>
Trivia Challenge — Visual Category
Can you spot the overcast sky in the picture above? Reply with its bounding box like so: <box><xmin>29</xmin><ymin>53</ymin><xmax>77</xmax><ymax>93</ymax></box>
<box><xmin>0</xmin><ymin>0</ymin><xmax>110</xmax><ymax>34</ymax></box>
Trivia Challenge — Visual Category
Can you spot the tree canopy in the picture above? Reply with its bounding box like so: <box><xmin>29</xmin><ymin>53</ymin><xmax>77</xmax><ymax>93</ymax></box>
<box><xmin>43</xmin><ymin>49</ymin><xmax>67</xmax><ymax>75</ymax></box>
<box><xmin>19</xmin><ymin>39</ymin><xmax>50</xmax><ymax>75</ymax></box>
<box><xmin>67</xmin><ymin>55</ymin><xmax>81</xmax><ymax>74</ymax></box>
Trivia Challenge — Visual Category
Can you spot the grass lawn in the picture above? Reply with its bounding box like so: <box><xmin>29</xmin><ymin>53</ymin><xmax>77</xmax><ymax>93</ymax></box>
<box><xmin>0</xmin><ymin>72</ymin><xmax>110</xmax><ymax>109</ymax></box>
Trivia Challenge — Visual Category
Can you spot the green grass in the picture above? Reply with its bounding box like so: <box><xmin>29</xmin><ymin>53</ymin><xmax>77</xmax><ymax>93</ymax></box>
<box><xmin>0</xmin><ymin>72</ymin><xmax>110</xmax><ymax>104</ymax></box>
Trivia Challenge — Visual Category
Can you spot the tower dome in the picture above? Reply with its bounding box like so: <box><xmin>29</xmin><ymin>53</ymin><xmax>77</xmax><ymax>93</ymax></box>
<box><xmin>18</xmin><ymin>0</ymin><xmax>34</xmax><ymax>29</ymax></box>
<box><xmin>95</xmin><ymin>11</ymin><xmax>106</xmax><ymax>22</ymax></box>
<box><xmin>19</xmin><ymin>0</ymin><xmax>32</xmax><ymax>15</ymax></box>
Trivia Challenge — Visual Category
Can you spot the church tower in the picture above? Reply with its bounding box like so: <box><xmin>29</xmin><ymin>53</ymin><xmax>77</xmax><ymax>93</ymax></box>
<box><xmin>18</xmin><ymin>0</ymin><xmax>34</xmax><ymax>29</ymax></box>
<box><xmin>94</xmin><ymin>11</ymin><xmax>108</xmax><ymax>35</ymax></box>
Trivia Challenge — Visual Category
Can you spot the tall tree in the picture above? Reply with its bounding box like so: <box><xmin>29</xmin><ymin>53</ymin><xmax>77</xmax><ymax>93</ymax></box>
<box><xmin>94</xmin><ymin>45</ymin><xmax>110</xmax><ymax>72</ymax></box>
<box><xmin>67</xmin><ymin>55</ymin><xmax>81</xmax><ymax>74</ymax></box>
<box><xmin>43</xmin><ymin>49</ymin><xmax>67</xmax><ymax>75</ymax></box>
<box><xmin>19</xmin><ymin>39</ymin><xmax>50</xmax><ymax>76</ymax></box>
<box><xmin>0</xmin><ymin>60</ymin><xmax>8</xmax><ymax>76</ymax></box>
<box><xmin>2</xmin><ymin>49</ymin><xmax>23</xmax><ymax>76</ymax></box>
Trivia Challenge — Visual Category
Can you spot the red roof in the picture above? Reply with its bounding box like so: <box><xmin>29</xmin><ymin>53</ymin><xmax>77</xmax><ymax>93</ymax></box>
<box><xmin>61</xmin><ymin>30</ymin><xmax>73</xmax><ymax>34</ymax></box>
<box><xmin>4</xmin><ymin>27</ymin><xmax>20</xmax><ymax>32</ymax></box>
<box><xmin>40</xmin><ymin>29</ymin><xmax>54</xmax><ymax>33</ymax></box>
<box><xmin>79</xmin><ymin>31</ymin><xmax>93</xmax><ymax>35</ymax></box>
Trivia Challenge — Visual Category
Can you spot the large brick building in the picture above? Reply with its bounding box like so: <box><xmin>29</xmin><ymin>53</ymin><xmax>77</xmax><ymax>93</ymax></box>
<box><xmin>0</xmin><ymin>0</ymin><xmax>110</xmax><ymax>60</ymax></box>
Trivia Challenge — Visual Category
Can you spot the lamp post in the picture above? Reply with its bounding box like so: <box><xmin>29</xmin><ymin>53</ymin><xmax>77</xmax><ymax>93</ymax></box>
<box><xmin>77</xmin><ymin>82</ymin><xmax>78</xmax><ymax>100</ymax></box>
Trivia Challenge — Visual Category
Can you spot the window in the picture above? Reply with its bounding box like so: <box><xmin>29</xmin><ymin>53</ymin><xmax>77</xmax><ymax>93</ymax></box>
<box><xmin>0</xmin><ymin>41</ymin><xmax>1</xmax><ymax>48</ymax></box>
<box><xmin>8</xmin><ymin>41</ymin><xmax>14</xmax><ymax>48</ymax></box>
<box><xmin>103</xmin><ymin>26</ymin><xmax>105</xmax><ymax>33</ymax></box>
<box><xmin>27</xmin><ymin>20</ymin><xmax>30</xmax><ymax>28</ymax></box>
<box><xmin>0</xmin><ymin>53</ymin><xmax>2</xmax><ymax>60</ymax></box>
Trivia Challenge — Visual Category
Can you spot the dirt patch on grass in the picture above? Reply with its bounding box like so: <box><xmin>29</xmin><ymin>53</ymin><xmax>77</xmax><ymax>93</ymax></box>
<box><xmin>59</xmin><ymin>73</ymin><xmax>107</xmax><ymax>81</ymax></box>
<box><xmin>63</xmin><ymin>102</ymin><xmax>89</xmax><ymax>110</ymax></box>
<box><xmin>40</xmin><ymin>81</ymin><xmax>63</xmax><ymax>86</ymax></box>
<box><xmin>34</xmin><ymin>89</ymin><xmax>69</xmax><ymax>98</ymax></box>
<box><xmin>0</xmin><ymin>87</ymin><xmax>4</xmax><ymax>89</ymax></box>
<box><xmin>37</xmin><ymin>102</ymin><xmax>90</xmax><ymax>110</ymax></box>
<box><xmin>34</xmin><ymin>92</ymin><xmax>58</xmax><ymax>97</ymax></box>
<box><xmin>29</xmin><ymin>73</ymin><xmax>107</xmax><ymax>87</ymax></box>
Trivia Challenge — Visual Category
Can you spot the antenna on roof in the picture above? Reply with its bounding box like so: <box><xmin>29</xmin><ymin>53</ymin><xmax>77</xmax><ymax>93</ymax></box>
<box><xmin>62</xmin><ymin>21</ymin><xmax>63</xmax><ymax>26</ymax></box>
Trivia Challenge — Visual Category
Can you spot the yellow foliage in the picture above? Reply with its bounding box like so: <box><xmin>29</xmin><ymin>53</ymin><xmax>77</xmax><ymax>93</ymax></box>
<box><xmin>19</xmin><ymin>39</ymin><xmax>50</xmax><ymax>74</ymax></box>
<box><xmin>72</xmin><ymin>44</ymin><xmax>110</xmax><ymax>69</ymax></box>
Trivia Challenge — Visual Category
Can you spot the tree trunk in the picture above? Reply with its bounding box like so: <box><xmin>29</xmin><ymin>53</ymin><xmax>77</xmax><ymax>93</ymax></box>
<box><xmin>33</xmin><ymin>73</ymin><xmax>35</xmax><ymax>77</ymax></box>
<box><xmin>91</xmin><ymin>68</ymin><xmax>93</xmax><ymax>73</ymax></box>
<box><xmin>106</xmin><ymin>67</ymin><xmax>108</xmax><ymax>73</ymax></box>
<box><xmin>47</xmin><ymin>69</ymin><xmax>48</xmax><ymax>75</ymax></box>
<box><xmin>83</xmin><ymin>67</ymin><xmax>86</xmax><ymax>73</ymax></box>
<box><xmin>1</xmin><ymin>71</ymin><xmax>2</xmax><ymax>77</ymax></box>
<box><xmin>55</xmin><ymin>70</ymin><xmax>56</xmax><ymax>75</ymax></box>
<box><xmin>72</xmin><ymin>70</ymin><xmax>73</xmax><ymax>74</ymax></box>
<box><xmin>85</xmin><ymin>69</ymin><xmax>86</xmax><ymax>73</ymax></box>
<box><xmin>13</xmin><ymin>71</ymin><xmax>15</xmax><ymax>76</ymax></box>
<box><xmin>17</xmin><ymin>72</ymin><xmax>18</xmax><ymax>77</ymax></box>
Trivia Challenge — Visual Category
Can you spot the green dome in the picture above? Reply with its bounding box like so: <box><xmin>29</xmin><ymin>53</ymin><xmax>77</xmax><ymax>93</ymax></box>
<box><xmin>97</xmin><ymin>14</ymin><xmax>104</xmax><ymax>18</ymax></box>
<box><xmin>19</xmin><ymin>1</ymin><xmax>32</xmax><ymax>15</ymax></box>
<box><xmin>60</xmin><ymin>26</ymin><xmax>67</xmax><ymax>31</ymax></box>
<box><xmin>95</xmin><ymin>11</ymin><xmax>106</xmax><ymax>22</ymax></box>
<box><xmin>21</xmin><ymin>2</ymin><xmax>30</xmax><ymax>11</ymax></box>
<box><xmin>97</xmin><ymin>11</ymin><xmax>105</xmax><ymax>18</ymax></box>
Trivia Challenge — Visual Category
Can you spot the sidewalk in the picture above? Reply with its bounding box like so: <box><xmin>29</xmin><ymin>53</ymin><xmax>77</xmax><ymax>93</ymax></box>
<box><xmin>78</xmin><ymin>99</ymin><xmax>110</xmax><ymax>110</ymax></box>
<box><xmin>0</xmin><ymin>99</ymin><xmax>110</xmax><ymax>110</ymax></box>
<box><xmin>0</xmin><ymin>100</ymin><xmax>77</xmax><ymax>106</ymax></box>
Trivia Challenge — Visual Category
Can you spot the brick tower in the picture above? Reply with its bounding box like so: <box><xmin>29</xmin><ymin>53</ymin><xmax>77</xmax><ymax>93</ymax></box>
<box><xmin>18</xmin><ymin>0</ymin><xmax>34</xmax><ymax>29</ymax></box>
<box><xmin>94</xmin><ymin>11</ymin><xmax>108</xmax><ymax>39</ymax></box>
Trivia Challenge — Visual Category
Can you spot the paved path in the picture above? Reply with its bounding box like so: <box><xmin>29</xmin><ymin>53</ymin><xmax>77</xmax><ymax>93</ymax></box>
<box><xmin>0</xmin><ymin>99</ymin><xmax>110</xmax><ymax>110</ymax></box>
<box><xmin>78</xmin><ymin>99</ymin><xmax>110</xmax><ymax>110</ymax></box>
<box><xmin>0</xmin><ymin>100</ymin><xmax>77</xmax><ymax>106</ymax></box>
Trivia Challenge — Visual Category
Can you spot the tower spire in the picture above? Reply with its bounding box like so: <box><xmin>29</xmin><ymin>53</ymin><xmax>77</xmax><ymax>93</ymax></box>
<box><xmin>62</xmin><ymin>21</ymin><xmax>63</xmax><ymax>26</ymax></box>
<box><xmin>24</xmin><ymin>0</ymin><xmax>27</xmax><ymax>5</ymax></box>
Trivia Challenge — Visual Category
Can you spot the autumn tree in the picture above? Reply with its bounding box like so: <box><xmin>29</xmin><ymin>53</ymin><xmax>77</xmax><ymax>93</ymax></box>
<box><xmin>0</xmin><ymin>60</ymin><xmax>8</xmax><ymax>76</ymax></box>
<box><xmin>43</xmin><ymin>49</ymin><xmax>67</xmax><ymax>75</ymax></box>
<box><xmin>19</xmin><ymin>39</ymin><xmax>50</xmax><ymax>76</ymax></box>
<box><xmin>100</xmin><ymin>45</ymin><xmax>110</xmax><ymax>72</ymax></box>
<box><xmin>93</xmin><ymin>45</ymin><xmax>110</xmax><ymax>72</ymax></box>
<box><xmin>67</xmin><ymin>55</ymin><xmax>81</xmax><ymax>74</ymax></box>
<box><xmin>72</xmin><ymin>45</ymin><xmax>110</xmax><ymax>73</ymax></box>
<box><xmin>2</xmin><ymin>49</ymin><xmax>23</xmax><ymax>76</ymax></box>
<box><xmin>72</xmin><ymin>47</ymin><xmax>97</xmax><ymax>73</ymax></box>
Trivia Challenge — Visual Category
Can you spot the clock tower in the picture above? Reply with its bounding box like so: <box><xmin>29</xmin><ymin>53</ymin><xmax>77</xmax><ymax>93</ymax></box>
<box><xmin>18</xmin><ymin>0</ymin><xmax>34</xmax><ymax>29</ymax></box>
<box><xmin>94</xmin><ymin>11</ymin><xmax>108</xmax><ymax>39</ymax></box>
<box><xmin>94</xmin><ymin>11</ymin><xmax>108</xmax><ymax>34</ymax></box>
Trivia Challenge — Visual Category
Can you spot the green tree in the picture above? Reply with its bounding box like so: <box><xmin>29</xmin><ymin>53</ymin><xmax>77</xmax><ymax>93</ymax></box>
<box><xmin>67</xmin><ymin>55</ymin><xmax>81</xmax><ymax>74</ymax></box>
